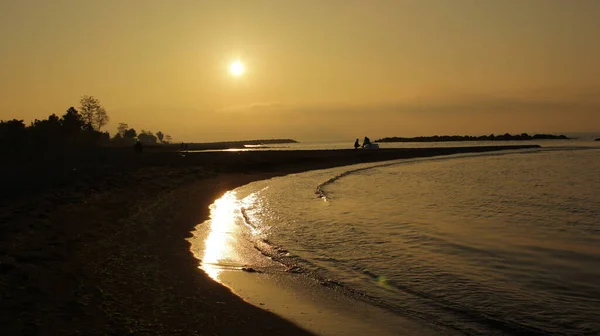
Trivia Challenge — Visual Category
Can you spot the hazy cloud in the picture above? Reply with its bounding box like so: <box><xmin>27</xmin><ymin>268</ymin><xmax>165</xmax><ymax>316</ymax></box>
<box><xmin>218</xmin><ymin>102</ymin><xmax>288</xmax><ymax>113</ymax></box>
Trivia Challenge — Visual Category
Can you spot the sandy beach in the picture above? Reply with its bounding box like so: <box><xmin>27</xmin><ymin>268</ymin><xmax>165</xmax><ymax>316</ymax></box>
<box><xmin>0</xmin><ymin>145</ymin><xmax>538</xmax><ymax>335</ymax></box>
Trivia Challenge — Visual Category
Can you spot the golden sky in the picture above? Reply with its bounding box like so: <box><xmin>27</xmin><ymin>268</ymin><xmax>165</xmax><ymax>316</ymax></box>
<box><xmin>1</xmin><ymin>0</ymin><xmax>599</xmax><ymax>141</ymax></box>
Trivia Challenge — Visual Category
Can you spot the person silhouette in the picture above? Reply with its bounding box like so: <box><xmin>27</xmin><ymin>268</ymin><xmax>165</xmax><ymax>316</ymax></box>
<box><xmin>362</xmin><ymin>136</ymin><xmax>371</xmax><ymax>148</ymax></box>
<box><xmin>354</xmin><ymin>138</ymin><xmax>360</xmax><ymax>149</ymax></box>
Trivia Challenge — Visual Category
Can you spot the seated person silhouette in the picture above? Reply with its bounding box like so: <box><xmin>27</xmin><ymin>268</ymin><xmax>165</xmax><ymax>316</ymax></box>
<box><xmin>362</xmin><ymin>136</ymin><xmax>371</xmax><ymax>148</ymax></box>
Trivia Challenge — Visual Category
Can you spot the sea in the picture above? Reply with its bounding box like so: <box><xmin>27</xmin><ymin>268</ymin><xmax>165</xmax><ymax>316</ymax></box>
<box><xmin>190</xmin><ymin>137</ymin><xmax>600</xmax><ymax>336</ymax></box>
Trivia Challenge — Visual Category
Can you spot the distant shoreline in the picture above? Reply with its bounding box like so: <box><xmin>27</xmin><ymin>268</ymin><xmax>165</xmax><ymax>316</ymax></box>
<box><xmin>376</xmin><ymin>133</ymin><xmax>569</xmax><ymax>143</ymax></box>
<box><xmin>167</xmin><ymin>139</ymin><xmax>297</xmax><ymax>151</ymax></box>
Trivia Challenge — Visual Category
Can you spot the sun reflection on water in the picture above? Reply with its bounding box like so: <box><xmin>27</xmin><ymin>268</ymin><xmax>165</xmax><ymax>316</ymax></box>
<box><xmin>201</xmin><ymin>189</ymin><xmax>266</xmax><ymax>281</ymax></box>
<box><xmin>202</xmin><ymin>191</ymin><xmax>241</xmax><ymax>280</ymax></box>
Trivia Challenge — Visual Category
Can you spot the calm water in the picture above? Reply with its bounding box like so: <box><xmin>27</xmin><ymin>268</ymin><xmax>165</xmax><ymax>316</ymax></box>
<box><xmin>196</xmin><ymin>146</ymin><xmax>600</xmax><ymax>335</ymax></box>
<box><xmin>199</xmin><ymin>136</ymin><xmax>600</xmax><ymax>152</ymax></box>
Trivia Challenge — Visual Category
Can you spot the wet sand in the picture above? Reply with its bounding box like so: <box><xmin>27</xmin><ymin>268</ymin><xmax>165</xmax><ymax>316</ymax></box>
<box><xmin>0</xmin><ymin>145</ymin><xmax>538</xmax><ymax>335</ymax></box>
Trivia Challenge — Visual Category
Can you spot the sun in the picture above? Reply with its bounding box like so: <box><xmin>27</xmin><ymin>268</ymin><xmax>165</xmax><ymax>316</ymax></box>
<box><xmin>229</xmin><ymin>60</ymin><xmax>245</xmax><ymax>77</ymax></box>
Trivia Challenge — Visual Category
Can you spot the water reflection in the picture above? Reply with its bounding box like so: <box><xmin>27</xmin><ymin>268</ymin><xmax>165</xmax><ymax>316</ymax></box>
<box><xmin>202</xmin><ymin>191</ymin><xmax>241</xmax><ymax>280</ymax></box>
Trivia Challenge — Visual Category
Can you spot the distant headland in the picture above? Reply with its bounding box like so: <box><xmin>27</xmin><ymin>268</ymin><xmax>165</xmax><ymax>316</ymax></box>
<box><xmin>174</xmin><ymin>139</ymin><xmax>297</xmax><ymax>151</ymax></box>
<box><xmin>376</xmin><ymin>133</ymin><xmax>570</xmax><ymax>143</ymax></box>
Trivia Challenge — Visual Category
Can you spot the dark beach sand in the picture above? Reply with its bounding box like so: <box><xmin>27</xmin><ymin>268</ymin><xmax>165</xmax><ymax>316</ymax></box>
<box><xmin>0</xmin><ymin>145</ymin><xmax>538</xmax><ymax>335</ymax></box>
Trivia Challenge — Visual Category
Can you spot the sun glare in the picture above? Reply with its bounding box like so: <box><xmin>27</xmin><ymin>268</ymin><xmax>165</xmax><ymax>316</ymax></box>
<box><xmin>229</xmin><ymin>60</ymin><xmax>245</xmax><ymax>77</ymax></box>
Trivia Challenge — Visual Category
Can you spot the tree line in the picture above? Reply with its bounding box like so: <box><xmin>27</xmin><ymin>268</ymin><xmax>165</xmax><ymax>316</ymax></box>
<box><xmin>113</xmin><ymin>122</ymin><xmax>172</xmax><ymax>146</ymax></box>
<box><xmin>376</xmin><ymin>133</ymin><xmax>569</xmax><ymax>143</ymax></box>
<box><xmin>0</xmin><ymin>96</ymin><xmax>172</xmax><ymax>156</ymax></box>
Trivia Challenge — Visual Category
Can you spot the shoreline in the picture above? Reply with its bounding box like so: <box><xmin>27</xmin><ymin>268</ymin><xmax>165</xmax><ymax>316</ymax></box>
<box><xmin>0</xmin><ymin>145</ymin><xmax>539</xmax><ymax>335</ymax></box>
<box><xmin>189</xmin><ymin>172</ymin><xmax>450</xmax><ymax>336</ymax></box>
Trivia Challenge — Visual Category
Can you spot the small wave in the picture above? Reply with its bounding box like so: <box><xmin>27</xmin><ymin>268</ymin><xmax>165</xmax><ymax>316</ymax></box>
<box><xmin>315</xmin><ymin>161</ymin><xmax>404</xmax><ymax>200</ymax></box>
<box><xmin>240</xmin><ymin>208</ymin><xmax>259</xmax><ymax>230</ymax></box>
<box><xmin>239</xmin><ymin>204</ymin><xmax>383</xmax><ymax>296</ymax></box>
<box><xmin>314</xmin><ymin>147</ymin><xmax>557</xmax><ymax>200</ymax></box>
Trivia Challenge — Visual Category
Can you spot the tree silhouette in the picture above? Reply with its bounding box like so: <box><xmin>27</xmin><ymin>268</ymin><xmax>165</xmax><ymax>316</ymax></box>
<box><xmin>0</xmin><ymin>119</ymin><xmax>26</xmax><ymax>136</ymax></box>
<box><xmin>30</xmin><ymin>114</ymin><xmax>62</xmax><ymax>145</ymax></box>
<box><xmin>138</xmin><ymin>130</ymin><xmax>157</xmax><ymax>144</ymax></box>
<box><xmin>1</xmin><ymin>103</ymin><xmax>113</xmax><ymax>156</ymax></box>
<box><xmin>123</xmin><ymin>128</ymin><xmax>137</xmax><ymax>139</ymax></box>
<box><xmin>156</xmin><ymin>131</ymin><xmax>164</xmax><ymax>143</ymax></box>
<box><xmin>117</xmin><ymin>123</ymin><xmax>129</xmax><ymax>137</ymax></box>
<box><xmin>165</xmin><ymin>135</ymin><xmax>172</xmax><ymax>144</ymax></box>
<box><xmin>61</xmin><ymin>107</ymin><xmax>85</xmax><ymax>134</ymax></box>
<box><xmin>0</xmin><ymin>119</ymin><xmax>26</xmax><ymax>149</ymax></box>
<box><xmin>80</xmin><ymin>95</ymin><xmax>109</xmax><ymax>130</ymax></box>
<box><xmin>112</xmin><ymin>124</ymin><xmax>137</xmax><ymax>145</ymax></box>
